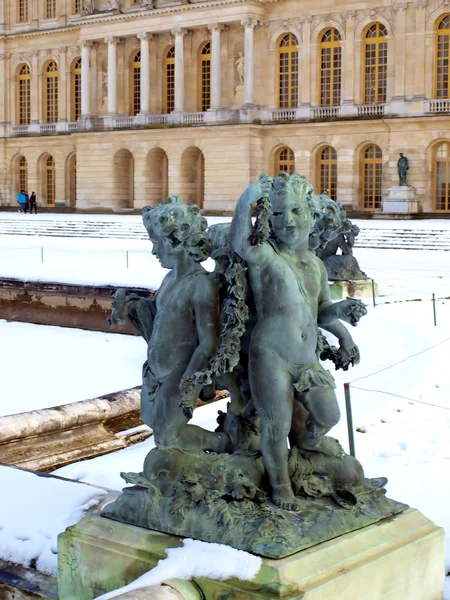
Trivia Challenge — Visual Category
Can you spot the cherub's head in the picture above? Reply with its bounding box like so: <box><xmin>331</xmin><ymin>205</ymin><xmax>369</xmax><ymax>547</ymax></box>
<box><xmin>142</xmin><ymin>196</ymin><xmax>211</xmax><ymax>269</ymax></box>
<box><xmin>269</xmin><ymin>172</ymin><xmax>314</xmax><ymax>247</ymax></box>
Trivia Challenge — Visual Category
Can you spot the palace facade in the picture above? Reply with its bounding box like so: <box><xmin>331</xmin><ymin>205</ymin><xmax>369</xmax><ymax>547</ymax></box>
<box><xmin>0</xmin><ymin>0</ymin><xmax>450</xmax><ymax>213</ymax></box>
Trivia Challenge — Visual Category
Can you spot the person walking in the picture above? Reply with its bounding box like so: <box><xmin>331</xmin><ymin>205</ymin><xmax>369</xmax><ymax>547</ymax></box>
<box><xmin>24</xmin><ymin>190</ymin><xmax>29</xmax><ymax>213</ymax></box>
<box><xmin>29</xmin><ymin>192</ymin><xmax>37</xmax><ymax>214</ymax></box>
<box><xmin>17</xmin><ymin>190</ymin><xmax>26</xmax><ymax>213</ymax></box>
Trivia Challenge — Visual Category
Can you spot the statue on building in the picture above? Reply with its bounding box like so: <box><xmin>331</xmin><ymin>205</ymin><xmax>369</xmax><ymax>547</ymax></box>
<box><xmin>82</xmin><ymin>0</ymin><xmax>95</xmax><ymax>14</ymax></box>
<box><xmin>236</xmin><ymin>52</ymin><xmax>245</xmax><ymax>85</ymax></box>
<box><xmin>397</xmin><ymin>153</ymin><xmax>409</xmax><ymax>186</ymax></box>
<box><xmin>103</xmin><ymin>175</ymin><xmax>407</xmax><ymax>558</ymax></box>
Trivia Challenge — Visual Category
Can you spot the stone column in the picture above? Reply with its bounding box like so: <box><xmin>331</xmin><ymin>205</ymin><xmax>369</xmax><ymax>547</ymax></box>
<box><xmin>241</xmin><ymin>19</ymin><xmax>257</xmax><ymax>107</ymax></box>
<box><xmin>138</xmin><ymin>32</ymin><xmax>152</xmax><ymax>114</ymax></box>
<box><xmin>172</xmin><ymin>28</ymin><xmax>187</xmax><ymax>112</ymax></box>
<box><xmin>208</xmin><ymin>24</ymin><xmax>222</xmax><ymax>110</ymax></box>
<box><xmin>393</xmin><ymin>3</ymin><xmax>407</xmax><ymax>99</ymax></box>
<box><xmin>80</xmin><ymin>41</ymin><xmax>92</xmax><ymax>117</ymax></box>
<box><xmin>343</xmin><ymin>11</ymin><xmax>356</xmax><ymax>104</ymax></box>
<box><xmin>57</xmin><ymin>46</ymin><xmax>67</xmax><ymax>122</ymax></box>
<box><xmin>105</xmin><ymin>36</ymin><xmax>120</xmax><ymax>115</ymax></box>
<box><xmin>0</xmin><ymin>54</ymin><xmax>7</xmax><ymax>125</ymax></box>
<box><xmin>414</xmin><ymin>0</ymin><xmax>427</xmax><ymax>99</ymax></box>
<box><xmin>300</xmin><ymin>17</ymin><xmax>312</xmax><ymax>107</ymax></box>
<box><xmin>30</xmin><ymin>51</ymin><xmax>39</xmax><ymax>123</ymax></box>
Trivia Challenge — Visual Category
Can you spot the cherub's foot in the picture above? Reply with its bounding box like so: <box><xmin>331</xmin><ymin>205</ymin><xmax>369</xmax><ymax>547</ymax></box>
<box><xmin>271</xmin><ymin>484</ymin><xmax>302</xmax><ymax>512</ymax></box>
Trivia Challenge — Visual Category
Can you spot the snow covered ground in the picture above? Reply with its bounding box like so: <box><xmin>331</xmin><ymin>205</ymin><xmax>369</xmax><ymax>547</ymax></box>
<box><xmin>0</xmin><ymin>320</ymin><xmax>146</xmax><ymax>416</ymax></box>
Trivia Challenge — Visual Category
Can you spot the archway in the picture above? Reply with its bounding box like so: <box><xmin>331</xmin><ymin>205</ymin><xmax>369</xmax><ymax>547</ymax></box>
<box><xmin>145</xmin><ymin>148</ymin><xmax>168</xmax><ymax>206</ymax></box>
<box><xmin>113</xmin><ymin>149</ymin><xmax>134</xmax><ymax>210</ymax></box>
<box><xmin>180</xmin><ymin>146</ymin><xmax>204</xmax><ymax>207</ymax></box>
<box><xmin>66</xmin><ymin>153</ymin><xmax>77</xmax><ymax>207</ymax></box>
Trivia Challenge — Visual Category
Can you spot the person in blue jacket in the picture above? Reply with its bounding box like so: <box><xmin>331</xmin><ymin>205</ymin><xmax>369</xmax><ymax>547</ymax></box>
<box><xmin>17</xmin><ymin>190</ymin><xmax>26</xmax><ymax>213</ymax></box>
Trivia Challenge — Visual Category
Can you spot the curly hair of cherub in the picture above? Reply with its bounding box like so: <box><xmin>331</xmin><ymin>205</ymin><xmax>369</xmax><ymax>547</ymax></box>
<box><xmin>142</xmin><ymin>195</ymin><xmax>211</xmax><ymax>262</ymax></box>
<box><xmin>269</xmin><ymin>172</ymin><xmax>317</xmax><ymax>226</ymax></box>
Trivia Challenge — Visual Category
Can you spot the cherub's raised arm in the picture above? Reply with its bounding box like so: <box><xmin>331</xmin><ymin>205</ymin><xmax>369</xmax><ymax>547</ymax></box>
<box><xmin>230</xmin><ymin>175</ymin><xmax>272</xmax><ymax>262</ymax></box>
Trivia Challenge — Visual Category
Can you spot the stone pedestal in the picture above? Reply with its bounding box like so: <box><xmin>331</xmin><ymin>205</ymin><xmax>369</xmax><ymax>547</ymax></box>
<box><xmin>329</xmin><ymin>279</ymin><xmax>377</xmax><ymax>300</ymax></box>
<box><xmin>382</xmin><ymin>186</ymin><xmax>419</xmax><ymax>214</ymax></box>
<box><xmin>58</xmin><ymin>495</ymin><xmax>444</xmax><ymax>600</ymax></box>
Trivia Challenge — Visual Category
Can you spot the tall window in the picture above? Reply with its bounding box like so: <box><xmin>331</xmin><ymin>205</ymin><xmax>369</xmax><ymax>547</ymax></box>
<box><xmin>364</xmin><ymin>23</ymin><xmax>387</xmax><ymax>104</ymax></box>
<box><xmin>18</xmin><ymin>0</ymin><xmax>29</xmax><ymax>23</ymax></box>
<box><xmin>45</xmin><ymin>61</ymin><xmax>58</xmax><ymax>123</ymax></box>
<box><xmin>71</xmin><ymin>58</ymin><xmax>81</xmax><ymax>121</ymax></box>
<box><xmin>278</xmin><ymin>33</ymin><xmax>298</xmax><ymax>109</ymax></box>
<box><xmin>275</xmin><ymin>147</ymin><xmax>295</xmax><ymax>175</ymax></box>
<box><xmin>362</xmin><ymin>144</ymin><xmax>383</xmax><ymax>209</ymax></box>
<box><xmin>19</xmin><ymin>157</ymin><xmax>28</xmax><ymax>192</ymax></box>
<box><xmin>200</xmin><ymin>42</ymin><xmax>211</xmax><ymax>112</ymax></box>
<box><xmin>164</xmin><ymin>47</ymin><xmax>175</xmax><ymax>113</ymax></box>
<box><xmin>18</xmin><ymin>64</ymin><xmax>31</xmax><ymax>125</ymax></box>
<box><xmin>319</xmin><ymin>146</ymin><xmax>337</xmax><ymax>201</ymax></box>
<box><xmin>132</xmin><ymin>51</ymin><xmax>141</xmax><ymax>116</ymax></box>
<box><xmin>434</xmin><ymin>142</ymin><xmax>450</xmax><ymax>210</ymax></box>
<box><xmin>320</xmin><ymin>29</ymin><xmax>341</xmax><ymax>107</ymax></box>
<box><xmin>46</xmin><ymin>0</ymin><xmax>56</xmax><ymax>19</ymax></box>
<box><xmin>436</xmin><ymin>16</ymin><xmax>450</xmax><ymax>99</ymax></box>
<box><xmin>46</xmin><ymin>156</ymin><xmax>55</xmax><ymax>205</ymax></box>
<box><xmin>73</xmin><ymin>0</ymin><xmax>82</xmax><ymax>13</ymax></box>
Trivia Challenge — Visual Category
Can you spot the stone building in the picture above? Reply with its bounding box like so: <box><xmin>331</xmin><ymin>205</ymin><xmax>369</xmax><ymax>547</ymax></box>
<box><xmin>0</xmin><ymin>0</ymin><xmax>449</xmax><ymax>214</ymax></box>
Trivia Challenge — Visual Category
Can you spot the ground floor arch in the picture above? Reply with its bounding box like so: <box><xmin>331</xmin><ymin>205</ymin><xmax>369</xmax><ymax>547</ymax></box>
<box><xmin>179</xmin><ymin>146</ymin><xmax>204</xmax><ymax>208</ymax></box>
<box><xmin>112</xmin><ymin>149</ymin><xmax>134</xmax><ymax>210</ymax></box>
<box><xmin>145</xmin><ymin>148</ymin><xmax>168</xmax><ymax>206</ymax></box>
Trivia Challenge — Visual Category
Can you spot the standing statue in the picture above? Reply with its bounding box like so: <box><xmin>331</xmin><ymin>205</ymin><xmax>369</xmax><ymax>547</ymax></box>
<box><xmin>236</xmin><ymin>52</ymin><xmax>245</xmax><ymax>85</ymax></box>
<box><xmin>397</xmin><ymin>153</ymin><xmax>409</xmax><ymax>186</ymax></box>
<box><xmin>103</xmin><ymin>176</ymin><xmax>407</xmax><ymax>559</ymax></box>
<box><xmin>316</xmin><ymin>220</ymin><xmax>368</xmax><ymax>282</ymax></box>
<box><xmin>82</xmin><ymin>0</ymin><xmax>95</xmax><ymax>14</ymax></box>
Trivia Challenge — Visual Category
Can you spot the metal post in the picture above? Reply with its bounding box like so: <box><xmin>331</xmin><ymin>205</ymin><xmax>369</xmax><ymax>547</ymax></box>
<box><xmin>41</xmin><ymin>247</ymin><xmax>44</xmax><ymax>264</ymax></box>
<box><xmin>371</xmin><ymin>279</ymin><xmax>376</xmax><ymax>308</ymax></box>
<box><xmin>432</xmin><ymin>293</ymin><xmax>437</xmax><ymax>326</ymax></box>
<box><xmin>126</xmin><ymin>251</ymin><xmax>129</xmax><ymax>269</ymax></box>
<box><xmin>344</xmin><ymin>383</ymin><xmax>355</xmax><ymax>457</ymax></box>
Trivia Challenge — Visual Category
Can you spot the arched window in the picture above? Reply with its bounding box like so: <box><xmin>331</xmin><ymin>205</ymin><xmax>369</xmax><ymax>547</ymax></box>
<box><xmin>164</xmin><ymin>46</ymin><xmax>175</xmax><ymax>114</ymax></box>
<box><xmin>18</xmin><ymin>64</ymin><xmax>31</xmax><ymax>125</ymax></box>
<box><xmin>45</xmin><ymin>61</ymin><xmax>58</xmax><ymax>123</ymax></box>
<box><xmin>71</xmin><ymin>58</ymin><xmax>81</xmax><ymax>122</ymax></box>
<box><xmin>434</xmin><ymin>142</ymin><xmax>450</xmax><ymax>210</ymax></box>
<box><xmin>45</xmin><ymin>156</ymin><xmax>55</xmax><ymax>206</ymax></box>
<box><xmin>200</xmin><ymin>42</ymin><xmax>211</xmax><ymax>112</ymax></box>
<box><xmin>131</xmin><ymin>51</ymin><xmax>141</xmax><ymax>116</ymax></box>
<box><xmin>45</xmin><ymin>0</ymin><xmax>56</xmax><ymax>19</ymax></box>
<box><xmin>278</xmin><ymin>33</ymin><xmax>298</xmax><ymax>109</ymax></box>
<box><xmin>319</xmin><ymin>146</ymin><xmax>337</xmax><ymax>201</ymax></box>
<box><xmin>320</xmin><ymin>28</ymin><xmax>341</xmax><ymax>107</ymax></box>
<box><xmin>19</xmin><ymin>157</ymin><xmax>28</xmax><ymax>192</ymax></box>
<box><xmin>435</xmin><ymin>16</ymin><xmax>450</xmax><ymax>99</ymax></box>
<box><xmin>364</xmin><ymin>23</ymin><xmax>387</xmax><ymax>104</ymax></box>
<box><xmin>362</xmin><ymin>144</ymin><xmax>383</xmax><ymax>210</ymax></box>
<box><xmin>275</xmin><ymin>147</ymin><xmax>295</xmax><ymax>175</ymax></box>
<box><xmin>18</xmin><ymin>0</ymin><xmax>29</xmax><ymax>23</ymax></box>
<box><xmin>73</xmin><ymin>0</ymin><xmax>82</xmax><ymax>14</ymax></box>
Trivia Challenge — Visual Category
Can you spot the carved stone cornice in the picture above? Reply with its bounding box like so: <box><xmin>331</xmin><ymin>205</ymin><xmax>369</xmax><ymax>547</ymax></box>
<box><xmin>344</xmin><ymin>10</ymin><xmax>357</xmax><ymax>21</ymax></box>
<box><xmin>393</xmin><ymin>3</ymin><xmax>407</xmax><ymax>14</ymax></box>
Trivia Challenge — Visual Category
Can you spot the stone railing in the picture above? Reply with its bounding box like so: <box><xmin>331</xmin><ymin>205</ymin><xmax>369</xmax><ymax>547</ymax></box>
<box><xmin>147</xmin><ymin>115</ymin><xmax>169</xmax><ymax>125</ymax></box>
<box><xmin>181</xmin><ymin>112</ymin><xmax>205</xmax><ymax>125</ymax></box>
<box><xmin>39</xmin><ymin>123</ymin><xmax>57</xmax><ymax>134</ymax></box>
<box><xmin>425</xmin><ymin>99</ymin><xmax>450</xmax><ymax>114</ymax></box>
<box><xmin>113</xmin><ymin>116</ymin><xmax>135</xmax><ymax>128</ymax></box>
<box><xmin>67</xmin><ymin>122</ymin><xmax>79</xmax><ymax>132</ymax></box>
<box><xmin>312</xmin><ymin>106</ymin><xmax>340</xmax><ymax>119</ymax></box>
<box><xmin>357</xmin><ymin>104</ymin><xmax>385</xmax><ymax>117</ymax></box>
<box><xmin>10</xmin><ymin>125</ymin><xmax>29</xmax><ymax>136</ymax></box>
<box><xmin>271</xmin><ymin>109</ymin><xmax>297</xmax><ymax>122</ymax></box>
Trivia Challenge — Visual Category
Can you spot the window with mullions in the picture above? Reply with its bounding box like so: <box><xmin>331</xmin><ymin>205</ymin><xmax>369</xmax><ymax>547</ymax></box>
<box><xmin>434</xmin><ymin>142</ymin><xmax>450</xmax><ymax>211</ymax></box>
<box><xmin>436</xmin><ymin>16</ymin><xmax>450</xmax><ymax>99</ymax></box>
<box><xmin>278</xmin><ymin>33</ymin><xmax>298</xmax><ymax>109</ymax></box>
<box><xmin>46</xmin><ymin>0</ymin><xmax>56</xmax><ymax>19</ymax></box>
<box><xmin>73</xmin><ymin>0</ymin><xmax>82</xmax><ymax>14</ymax></box>
<box><xmin>164</xmin><ymin>47</ymin><xmax>175</xmax><ymax>113</ymax></box>
<box><xmin>132</xmin><ymin>51</ymin><xmax>141</xmax><ymax>116</ymax></box>
<box><xmin>18</xmin><ymin>64</ymin><xmax>31</xmax><ymax>125</ymax></box>
<box><xmin>275</xmin><ymin>147</ymin><xmax>295</xmax><ymax>175</ymax></box>
<box><xmin>362</xmin><ymin>144</ymin><xmax>383</xmax><ymax>210</ymax></box>
<box><xmin>45</xmin><ymin>61</ymin><xmax>58</xmax><ymax>123</ymax></box>
<box><xmin>320</xmin><ymin>29</ymin><xmax>341</xmax><ymax>107</ymax></box>
<box><xmin>19</xmin><ymin>157</ymin><xmax>28</xmax><ymax>192</ymax></box>
<box><xmin>319</xmin><ymin>146</ymin><xmax>337</xmax><ymax>201</ymax></box>
<box><xmin>364</xmin><ymin>23</ymin><xmax>387</xmax><ymax>104</ymax></box>
<box><xmin>18</xmin><ymin>0</ymin><xmax>29</xmax><ymax>23</ymax></box>
<box><xmin>46</xmin><ymin>156</ymin><xmax>55</xmax><ymax>205</ymax></box>
<box><xmin>200</xmin><ymin>42</ymin><xmax>211</xmax><ymax>112</ymax></box>
<box><xmin>72</xmin><ymin>58</ymin><xmax>81</xmax><ymax>121</ymax></box>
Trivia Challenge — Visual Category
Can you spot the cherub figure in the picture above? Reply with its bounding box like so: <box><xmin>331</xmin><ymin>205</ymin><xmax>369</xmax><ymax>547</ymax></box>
<box><xmin>109</xmin><ymin>196</ymin><xmax>229</xmax><ymax>453</ymax></box>
<box><xmin>230</xmin><ymin>172</ymin><xmax>367</xmax><ymax>510</ymax></box>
